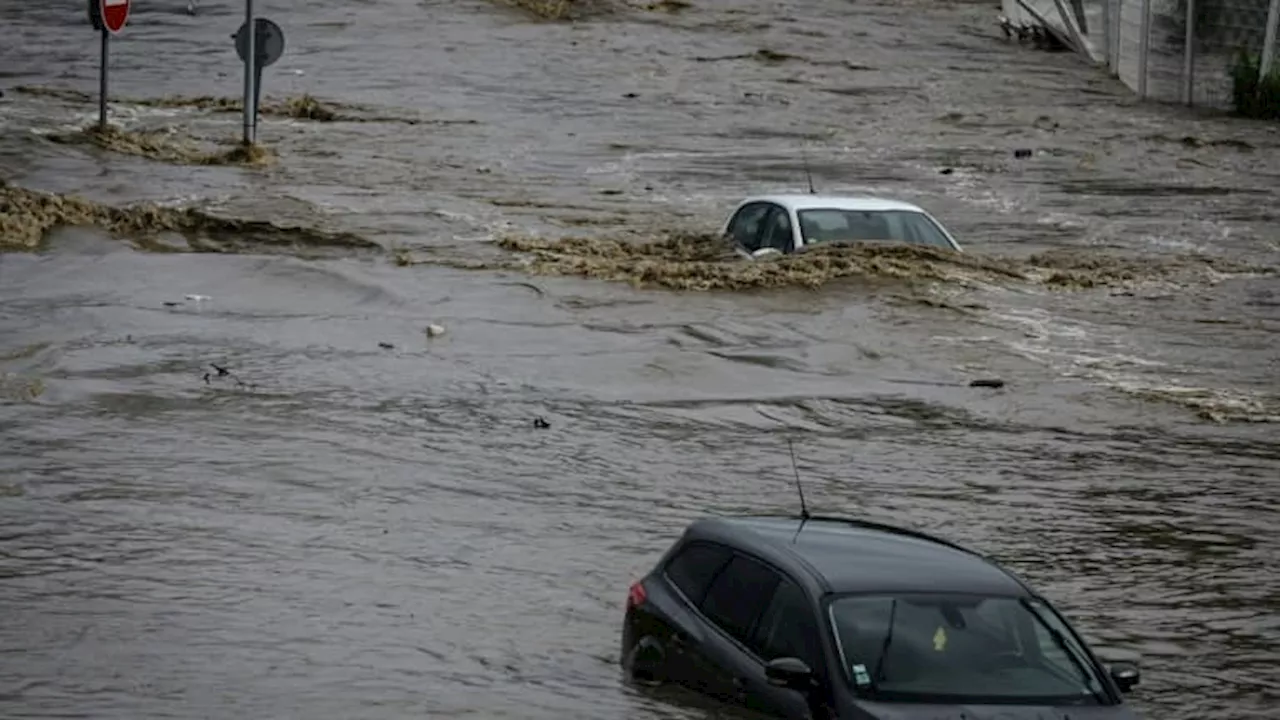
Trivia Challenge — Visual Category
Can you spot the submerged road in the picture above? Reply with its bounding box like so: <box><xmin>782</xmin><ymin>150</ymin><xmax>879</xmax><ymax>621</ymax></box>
<box><xmin>1</xmin><ymin>0</ymin><xmax>1278</xmax><ymax>718</ymax></box>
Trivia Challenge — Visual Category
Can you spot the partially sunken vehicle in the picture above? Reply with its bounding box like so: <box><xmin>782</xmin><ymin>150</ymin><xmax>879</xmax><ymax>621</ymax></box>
<box><xmin>721</xmin><ymin>195</ymin><xmax>964</xmax><ymax>258</ymax></box>
<box><xmin>621</xmin><ymin>514</ymin><xmax>1141</xmax><ymax>720</ymax></box>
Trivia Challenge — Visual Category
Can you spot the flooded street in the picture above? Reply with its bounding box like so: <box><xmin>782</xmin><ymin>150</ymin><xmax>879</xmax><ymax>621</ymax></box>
<box><xmin>2</xmin><ymin>0</ymin><xmax>1279</xmax><ymax>718</ymax></box>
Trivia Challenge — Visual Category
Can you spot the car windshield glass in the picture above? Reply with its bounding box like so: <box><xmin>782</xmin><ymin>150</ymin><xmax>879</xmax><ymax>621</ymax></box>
<box><xmin>796</xmin><ymin>209</ymin><xmax>954</xmax><ymax>249</ymax></box>
<box><xmin>829</xmin><ymin>593</ymin><xmax>1106</xmax><ymax>706</ymax></box>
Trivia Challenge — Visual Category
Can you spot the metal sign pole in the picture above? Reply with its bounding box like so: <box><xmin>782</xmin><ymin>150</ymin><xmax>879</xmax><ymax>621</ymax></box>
<box><xmin>243</xmin><ymin>0</ymin><xmax>257</xmax><ymax>145</ymax></box>
<box><xmin>1262</xmin><ymin>0</ymin><xmax>1280</xmax><ymax>79</ymax></box>
<box><xmin>99</xmin><ymin>26</ymin><xmax>109</xmax><ymax>131</ymax></box>
<box><xmin>1183</xmin><ymin>0</ymin><xmax>1196</xmax><ymax>106</ymax></box>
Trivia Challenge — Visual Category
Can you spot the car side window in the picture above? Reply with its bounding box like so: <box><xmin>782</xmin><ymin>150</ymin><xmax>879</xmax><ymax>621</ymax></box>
<box><xmin>664</xmin><ymin>542</ymin><xmax>734</xmax><ymax>606</ymax></box>
<box><xmin>699</xmin><ymin>554</ymin><xmax>782</xmax><ymax>645</ymax></box>
<box><xmin>752</xmin><ymin>580</ymin><xmax>822</xmax><ymax>671</ymax></box>
<box><xmin>727</xmin><ymin>203</ymin><xmax>771</xmax><ymax>251</ymax></box>
<box><xmin>759</xmin><ymin>207</ymin><xmax>794</xmax><ymax>253</ymax></box>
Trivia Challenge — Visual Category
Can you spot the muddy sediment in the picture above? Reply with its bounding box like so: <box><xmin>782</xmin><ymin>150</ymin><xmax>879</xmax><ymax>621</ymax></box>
<box><xmin>46</xmin><ymin>124</ymin><xmax>276</xmax><ymax>167</ymax></box>
<box><xmin>12</xmin><ymin>86</ymin><xmax>446</xmax><ymax>125</ymax></box>
<box><xmin>490</xmin><ymin>0</ymin><xmax>691</xmax><ymax>20</ymax></box>
<box><xmin>485</xmin><ymin>233</ymin><xmax>1023</xmax><ymax>290</ymax></box>
<box><xmin>1126</xmin><ymin>385</ymin><xmax>1280</xmax><ymax>424</ymax></box>
<box><xmin>1026</xmin><ymin>248</ymin><xmax>1272</xmax><ymax>289</ymax></box>
<box><xmin>477</xmin><ymin>232</ymin><xmax>1272</xmax><ymax>292</ymax></box>
<box><xmin>0</xmin><ymin>180</ymin><xmax>377</xmax><ymax>253</ymax></box>
<box><xmin>0</xmin><ymin>372</ymin><xmax>45</xmax><ymax>403</ymax></box>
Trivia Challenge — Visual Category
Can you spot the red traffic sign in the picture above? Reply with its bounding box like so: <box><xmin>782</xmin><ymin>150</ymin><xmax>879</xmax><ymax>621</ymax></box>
<box><xmin>95</xmin><ymin>0</ymin><xmax>131</xmax><ymax>34</ymax></box>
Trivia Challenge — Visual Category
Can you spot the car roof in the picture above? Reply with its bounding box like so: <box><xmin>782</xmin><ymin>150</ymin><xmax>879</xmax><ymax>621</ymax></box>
<box><xmin>684</xmin><ymin>514</ymin><xmax>1030</xmax><ymax>597</ymax></box>
<box><xmin>735</xmin><ymin>194</ymin><xmax>930</xmax><ymax>214</ymax></box>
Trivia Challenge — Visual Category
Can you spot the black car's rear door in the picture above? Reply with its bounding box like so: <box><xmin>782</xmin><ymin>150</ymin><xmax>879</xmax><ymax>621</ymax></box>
<box><xmin>678</xmin><ymin>552</ymin><xmax>801</xmax><ymax>713</ymax></box>
<box><xmin>656</xmin><ymin>540</ymin><xmax>736</xmax><ymax>693</ymax></box>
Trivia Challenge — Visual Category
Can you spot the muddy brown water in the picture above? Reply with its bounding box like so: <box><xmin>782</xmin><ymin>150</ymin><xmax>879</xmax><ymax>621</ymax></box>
<box><xmin>2</xmin><ymin>0</ymin><xmax>1279</xmax><ymax>718</ymax></box>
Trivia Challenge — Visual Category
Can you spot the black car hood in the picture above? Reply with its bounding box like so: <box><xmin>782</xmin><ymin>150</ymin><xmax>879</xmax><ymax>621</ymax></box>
<box><xmin>852</xmin><ymin>701</ymin><xmax>1137</xmax><ymax>720</ymax></box>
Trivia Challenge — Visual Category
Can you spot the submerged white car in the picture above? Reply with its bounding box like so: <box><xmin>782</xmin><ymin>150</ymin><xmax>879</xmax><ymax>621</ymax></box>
<box><xmin>721</xmin><ymin>194</ymin><xmax>963</xmax><ymax>258</ymax></box>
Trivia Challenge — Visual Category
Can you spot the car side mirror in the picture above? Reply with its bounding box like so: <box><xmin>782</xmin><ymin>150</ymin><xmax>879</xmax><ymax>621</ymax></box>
<box><xmin>1109</xmin><ymin>662</ymin><xmax>1140</xmax><ymax>693</ymax></box>
<box><xmin>765</xmin><ymin>657</ymin><xmax>813</xmax><ymax>691</ymax></box>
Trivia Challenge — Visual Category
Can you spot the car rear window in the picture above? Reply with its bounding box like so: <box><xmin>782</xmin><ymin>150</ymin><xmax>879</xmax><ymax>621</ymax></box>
<box><xmin>664</xmin><ymin>542</ymin><xmax>733</xmax><ymax>605</ymax></box>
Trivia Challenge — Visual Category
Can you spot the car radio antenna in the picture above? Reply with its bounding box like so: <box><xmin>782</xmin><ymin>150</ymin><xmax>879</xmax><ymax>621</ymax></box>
<box><xmin>801</xmin><ymin>141</ymin><xmax>816</xmax><ymax>195</ymax></box>
<box><xmin>787</xmin><ymin>439</ymin><xmax>811</xmax><ymax>542</ymax></box>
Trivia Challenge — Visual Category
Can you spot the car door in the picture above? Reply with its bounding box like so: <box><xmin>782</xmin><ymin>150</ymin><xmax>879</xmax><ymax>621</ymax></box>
<box><xmin>686</xmin><ymin>552</ymin><xmax>782</xmax><ymax>711</ymax></box>
<box><xmin>748</xmin><ymin>579</ymin><xmax>831</xmax><ymax>719</ymax></box>
<box><xmin>725</xmin><ymin>202</ymin><xmax>773</xmax><ymax>253</ymax></box>
<box><xmin>659</xmin><ymin>541</ymin><xmax>736</xmax><ymax>694</ymax></box>
<box><xmin>758</xmin><ymin>206</ymin><xmax>798</xmax><ymax>254</ymax></box>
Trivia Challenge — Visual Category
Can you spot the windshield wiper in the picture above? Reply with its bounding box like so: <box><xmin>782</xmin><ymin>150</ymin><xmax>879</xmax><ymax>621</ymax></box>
<box><xmin>1017</xmin><ymin>597</ymin><xmax>1106</xmax><ymax>704</ymax></box>
<box><xmin>871</xmin><ymin>598</ymin><xmax>898</xmax><ymax>693</ymax></box>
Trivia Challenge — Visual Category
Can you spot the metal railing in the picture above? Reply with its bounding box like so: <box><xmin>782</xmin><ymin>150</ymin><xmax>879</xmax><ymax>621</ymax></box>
<box><xmin>1004</xmin><ymin>0</ymin><xmax>1280</xmax><ymax>111</ymax></box>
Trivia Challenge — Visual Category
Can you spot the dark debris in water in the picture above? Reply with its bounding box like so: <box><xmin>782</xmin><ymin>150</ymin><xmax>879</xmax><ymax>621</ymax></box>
<box><xmin>202</xmin><ymin>363</ymin><xmax>255</xmax><ymax>390</ymax></box>
<box><xmin>694</xmin><ymin>48</ymin><xmax>800</xmax><ymax>63</ymax></box>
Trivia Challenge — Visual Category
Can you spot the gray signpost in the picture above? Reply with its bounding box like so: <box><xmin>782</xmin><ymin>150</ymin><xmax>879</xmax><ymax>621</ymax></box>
<box><xmin>234</xmin><ymin>4</ymin><xmax>285</xmax><ymax>145</ymax></box>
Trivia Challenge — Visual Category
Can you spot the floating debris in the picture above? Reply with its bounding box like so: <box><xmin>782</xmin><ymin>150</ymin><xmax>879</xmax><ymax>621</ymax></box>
<box><xmin>534</xmin><ymin>416</ymin><xmax>551</xmax><ymax>429</ymax></box>
<box><xmin>694</xmin><ymin>48</ymin><xmax>801</xmax><ymax>64</ymax></box>
<box><xmin>969</xmin><ymin>378</ymin><xmax>1006</xmax><ymax>389</ymax></box>
<box><xmin>425</xmin><ymin>324</ymin><xmax>446</xmax><ymax>338</ymax></box>
<box><xmin>202</xmin><ymin>363</ymin><xmax>253</xmax><ymax>389</ymax></box>
<box><xmin>378</xmin><ymin>341</ymin><xmax>395</xmax><ymax>350</ymax></box>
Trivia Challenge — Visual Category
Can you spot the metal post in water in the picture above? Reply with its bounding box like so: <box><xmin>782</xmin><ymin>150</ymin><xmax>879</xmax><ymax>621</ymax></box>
<box><xmin>1262</xmin><ymin>0</ymin><xmax>1280</xmax><ymax>79</ymax></box>
<box><xmin>1100</xmin><ymin>0</ymin><xmax>1112</xmax><ymax>71</ymax></box>
<box><xmin>1111</xmin><ymin>0</ymin><xmax>1122</xmax><ymax>77</ymax></box>
<box><xmin>1138</xmin><ymin>0</ymin><xmax>1152</xmax><ymax>98</ymax></box>
<box><xmin>1183</xmin><ymin>0</ymin><xmax>1196</xmax><ymax>106</ymax></box>
<box><xmin>99</xmin><ymin>27</ymin><xmax>109</xmax><ymax>132</ymax></box>
<box><xmin>243</xmin><ymin>0</ymin><xmax>257</xmax><ymax>145</ymax></box>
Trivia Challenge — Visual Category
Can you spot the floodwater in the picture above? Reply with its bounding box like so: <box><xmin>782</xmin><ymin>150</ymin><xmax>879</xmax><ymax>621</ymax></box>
<box><xmin>1</xmin><ymin>0</ymin><xmax>1278</xmax><ymax>719</ymax></box>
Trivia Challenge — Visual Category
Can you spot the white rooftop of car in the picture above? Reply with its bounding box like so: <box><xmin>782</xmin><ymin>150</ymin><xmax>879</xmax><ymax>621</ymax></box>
<box><xmin>736</xmin><ymin>194</ymin><xmax>930</xmax><ymax>214</ymax></box>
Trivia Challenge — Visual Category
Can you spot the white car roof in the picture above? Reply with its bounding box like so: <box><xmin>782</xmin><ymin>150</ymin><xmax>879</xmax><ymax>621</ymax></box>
<box><xmin>734</xmin><ymin>194</ymin><xmax>929</xmax><ymax>214</ymax></box>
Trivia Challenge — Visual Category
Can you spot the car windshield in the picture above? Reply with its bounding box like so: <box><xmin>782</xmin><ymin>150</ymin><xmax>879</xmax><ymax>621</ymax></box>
<box><xmin>829</xmin><ymin>593</ymin><xmax>1107</xmax><ymax>706</ymax></box>
<box><xmin>796</xmin><ymin>208</ymin><xmax>955</xmax><ymax>250</ymax></box>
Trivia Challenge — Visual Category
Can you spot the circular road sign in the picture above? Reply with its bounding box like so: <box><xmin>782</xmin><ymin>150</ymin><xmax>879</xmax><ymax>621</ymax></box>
<box><xmin>234</xmin><ymin>18</ymin><xmax>286</xmax><ymax>69</ymax></box>
<box><xmin>99</xmin><ymin>0</ymin><xmax>131</xmax><ymax>34</ymax></box>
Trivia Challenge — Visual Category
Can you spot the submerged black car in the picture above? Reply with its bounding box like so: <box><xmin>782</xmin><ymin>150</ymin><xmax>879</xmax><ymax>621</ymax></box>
<box><xmin>621</xmin><ymin>515</ymin><xmax>1141</xmax><ymax>720</ymax></box>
